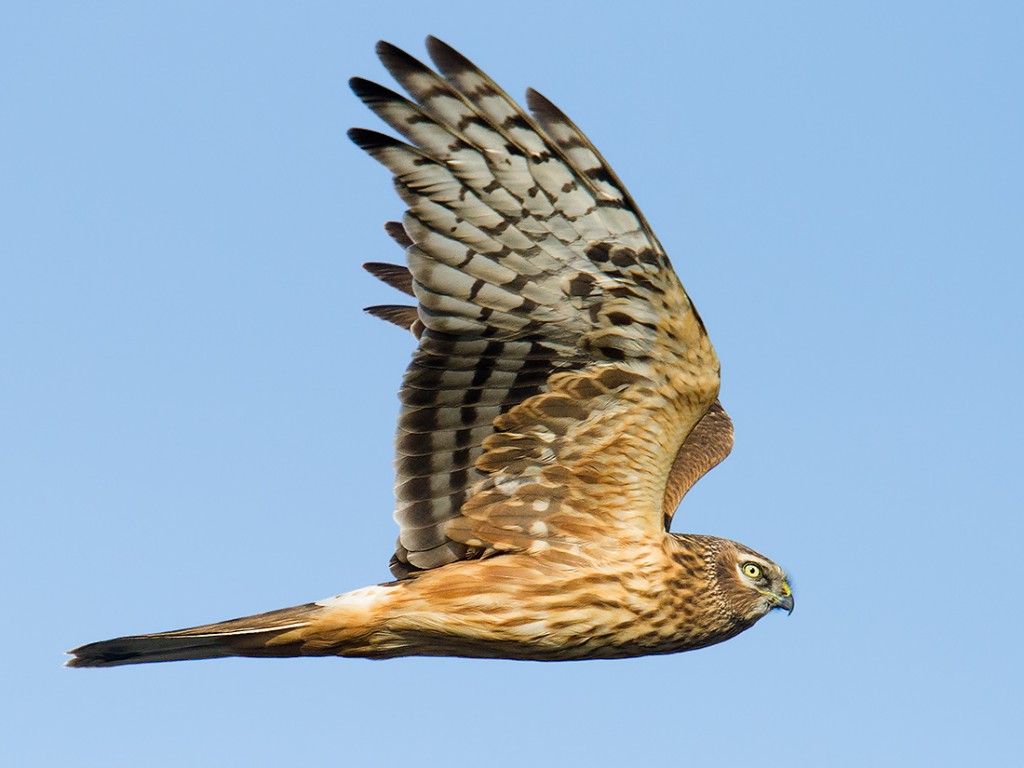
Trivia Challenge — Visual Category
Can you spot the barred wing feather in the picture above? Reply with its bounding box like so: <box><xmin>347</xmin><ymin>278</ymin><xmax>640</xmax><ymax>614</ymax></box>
<box><xmin>352</xmin><ymin>38</ymin><xmax>725</xmax><ymax>577</ymax></box>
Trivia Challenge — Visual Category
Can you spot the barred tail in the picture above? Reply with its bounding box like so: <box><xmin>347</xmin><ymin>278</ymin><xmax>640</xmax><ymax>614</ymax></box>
<box><xmin>67</xmin><ymin>586</ymin><xmax>396</xmax><ymax>667</ymax></box>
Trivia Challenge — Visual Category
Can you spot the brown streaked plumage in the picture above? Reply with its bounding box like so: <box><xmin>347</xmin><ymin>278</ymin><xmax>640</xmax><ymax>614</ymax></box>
<box><xmin>67</xmin><ymin>37</ymin><xmax>792</xmax><ymax>669</ymax></box>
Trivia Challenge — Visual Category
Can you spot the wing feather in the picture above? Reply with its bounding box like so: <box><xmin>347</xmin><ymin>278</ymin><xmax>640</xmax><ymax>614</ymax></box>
<box><xmin>351</xmin><ymin>39</ymin><xmax>721</xmax><ymax>576</ymax></box>
<box><xmin>362</xmin><ymin>261</ymin><xmax>733</xmax><ymax>533</ymax></box>
<box><xmin>662</xmin><ymin>400</ymin><xmax>734</xmax><ymax>529</ymax></box>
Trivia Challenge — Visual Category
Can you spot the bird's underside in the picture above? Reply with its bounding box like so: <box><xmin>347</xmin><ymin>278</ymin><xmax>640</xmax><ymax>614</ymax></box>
<box><xmin>68</xmin><ymin>37</ymin><xmax>791</xmax><ymax>669</ymax></box>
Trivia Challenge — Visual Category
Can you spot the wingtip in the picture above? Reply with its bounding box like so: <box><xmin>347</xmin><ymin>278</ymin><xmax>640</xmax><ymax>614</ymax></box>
<box><xmin>349</xmin><ymin>76</ymin><xmax>400</xmax><ymax>105</ymax></box>
<box><xmin>363</xmin><ymin>261</ymin><xmax>414</xmax><ymax>296</ymax></box>
<box><xmin>383</xmin><ymin>220</ymin><xmax>413</xmax><ymax>249</ymax></box>
<box><xmin>424</xmin><ymin>35</ymin><xmax>445</xmax><ymax>53</ymax></box>
<box><xmin>346</xmin><ymin>126</ymin><xmax>368</xmax><ymax>146</ymax></box>
<box><xmin>525</xmin><ymin>87</ymin><xmax>550</xmax><ymax>109</ymax></box>
<box><xmin>376</xmin><ymin>39</ymin><xmax>421</xmax><ymax>73</ymax></box>
<box><xmin>348</xmin><ymin>76</ymin><xmax>371</xmax><ymax>100</ymax></box>
<box><xmin>525</xmin><ymin>88</ymin><xmax>565</xmax><ymax>124</ymax></box>
<box><xmin>347</xmin><ymin>127</ymin><xmax>397</xmax><ymax>151</ymax></box>
<box><xmin>425</xmin><ymin>35</ymin><xmax>470</xmax><ymax>73</ymax></box>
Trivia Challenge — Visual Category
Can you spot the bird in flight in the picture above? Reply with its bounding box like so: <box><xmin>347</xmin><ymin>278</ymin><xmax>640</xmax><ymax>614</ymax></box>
<box><xmin>68</xmin><ymin>37</ymin><xmax>792</xmax><ymax>668</ymax></box>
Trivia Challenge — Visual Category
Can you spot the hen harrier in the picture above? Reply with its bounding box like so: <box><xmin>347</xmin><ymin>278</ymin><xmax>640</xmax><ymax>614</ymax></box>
<box><xmin>69</xmin><ymin>38</ymin><xmax>792</xmax><ymax>667</ymax></box>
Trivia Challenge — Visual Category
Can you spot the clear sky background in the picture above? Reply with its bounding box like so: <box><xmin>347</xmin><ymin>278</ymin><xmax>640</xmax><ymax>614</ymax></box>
<box><xmin>4</xmin><ymin>2</ymin><xmax>1022</xmax><ymax>766</ymax></box>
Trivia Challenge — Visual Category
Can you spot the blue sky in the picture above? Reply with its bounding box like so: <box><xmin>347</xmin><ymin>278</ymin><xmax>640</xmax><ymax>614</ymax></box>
<box><xmin>4</xmin><ymin>2</ymin><xmax>1022</xmax><ymax>765</ymax></box>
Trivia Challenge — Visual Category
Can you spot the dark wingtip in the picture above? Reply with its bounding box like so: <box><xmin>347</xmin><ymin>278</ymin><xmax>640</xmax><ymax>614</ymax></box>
<box><xmin>424</xmin><ymin>35</ymin><xmax>446</xmax><ymax>54</ymax></box>
<box><xmin>425</xmin><ymin>36</ymin><xmax>471</xmax><ymax>75</ymax></box>
<box><xmin>346</xmin><ymin>126</ymin><xmax>370</xmax><ymax>147</ymax></box>
<box><xmin>364</xmin><ymin>304</ymin><xmax>419</xmax><ymax>331</ymax></box>
<box><xmin>526</xmin><ymin>88</ymin><xmax>571</xmax><ymax>130</ymax></box>
<box><xmin>383</xmin><ymin>220</ymin><xmax>413</xmax><ymax>249</ymax></box>
<box><xmin>347</xmin><ymin>127</ymin><xmax>401</xmax><ymax>151</ymax></box>
<box><xmin>349</xmin><ymin>76</ymin><xmax>373</xmax><ymax>96</ymax></box>
<box><xmin>363</xmin><ymin>261</ymin><xmax>414</xmax><ymax>295</ymax></box>
<box><xmin>350</xmin><ymin>76</ymin><xmax>404</xmax><ymax>104</ymax></box>
<box><xmin>376</xmin><ymin>39</ymin><xmax>426</xmax><ymax>78</ymax></box>
<box><xmin>525</xmin><ymin>87</ymin><xmax>553</xmax><ymax>113</ymax></box>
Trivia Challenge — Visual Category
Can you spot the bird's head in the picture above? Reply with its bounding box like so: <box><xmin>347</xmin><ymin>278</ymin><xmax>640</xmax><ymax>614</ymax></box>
<box><xmin>714</xmin><ymin>541</ymin><xmax>793</xmax><ymax>622</ymax></box>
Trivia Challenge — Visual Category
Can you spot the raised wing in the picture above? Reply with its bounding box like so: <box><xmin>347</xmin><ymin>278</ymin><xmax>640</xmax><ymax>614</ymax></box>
<box><xmin>365</xmin><ymin>260</ymin><xmax>735</xmax><ymax>534</ymax></box>
<box><xmin>351</xmin><ymin>38</ymin><xmax>721</xmax><ymax>577</ymax></box>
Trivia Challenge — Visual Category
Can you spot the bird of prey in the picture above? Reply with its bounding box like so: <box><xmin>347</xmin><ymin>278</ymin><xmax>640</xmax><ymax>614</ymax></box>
<box><xmin>68</xmin><ymin>37</ymin><xmax>792</xmax><ymax>668</ymax></box>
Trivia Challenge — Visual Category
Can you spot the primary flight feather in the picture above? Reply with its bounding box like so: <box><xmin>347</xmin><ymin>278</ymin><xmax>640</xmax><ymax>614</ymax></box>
<box><xmin>68</xmin><ymin>37</ymin><xmax>792</xmax><ymax>668</ymax></box>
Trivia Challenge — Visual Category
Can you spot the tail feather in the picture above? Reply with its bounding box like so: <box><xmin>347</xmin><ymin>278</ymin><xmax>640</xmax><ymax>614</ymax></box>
<box><xmin>66</xmin><ymin>603</ymin><xmax>325</xmax><ymax>668</ymax></box>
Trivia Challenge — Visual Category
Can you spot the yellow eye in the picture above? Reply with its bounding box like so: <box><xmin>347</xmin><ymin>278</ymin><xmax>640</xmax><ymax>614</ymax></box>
<box><xmin>742</xmin><ymin>563</ymin><xmax>763</xmax><ymax>579</ymax></box>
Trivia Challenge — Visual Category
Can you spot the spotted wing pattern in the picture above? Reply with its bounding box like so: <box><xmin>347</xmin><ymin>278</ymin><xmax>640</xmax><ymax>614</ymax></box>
<box><xmin>352</xmin><ymin>38</ymin><xmax>721</xmax><ymax>577</ymax></box>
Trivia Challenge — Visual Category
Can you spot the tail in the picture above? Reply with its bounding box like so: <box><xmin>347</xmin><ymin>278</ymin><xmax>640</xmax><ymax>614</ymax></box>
<box><xmin>67</xmin><ymin>587</ymin><xmax>395</xmax><ymax>667</ymax></box>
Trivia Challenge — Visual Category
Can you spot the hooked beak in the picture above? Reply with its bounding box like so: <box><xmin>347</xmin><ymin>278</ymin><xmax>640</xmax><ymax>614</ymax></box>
<box><xmin>771</xmin><ymin>582</ymin><xmax>794</xmax><ymax>614</ymax></box>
